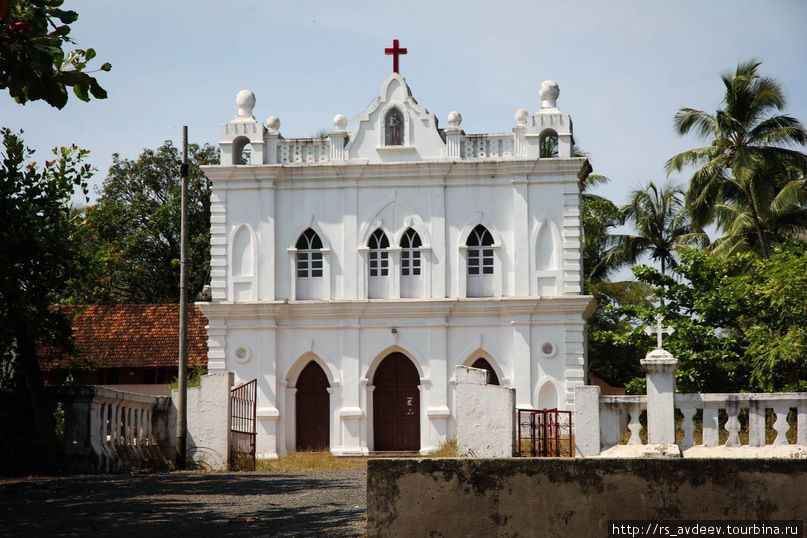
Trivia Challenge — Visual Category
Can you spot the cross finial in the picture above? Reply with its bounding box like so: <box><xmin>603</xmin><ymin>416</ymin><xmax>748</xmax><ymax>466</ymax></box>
<box><xmin>384</xmin><ymin>38</ymin><xmax>408</xmax><ymax>74</ymax></box>
<box><xmin>644</xmin><ymin>313</ymin><xmax>675</xmax><ymax>349</ymax></box>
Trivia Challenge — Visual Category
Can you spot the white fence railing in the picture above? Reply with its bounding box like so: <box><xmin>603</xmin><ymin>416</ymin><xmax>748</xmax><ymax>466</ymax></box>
<box><xmin>48</xmin><ymin>386</ymin><xmax>173</xmax><ymax>472</ymax></box>
<box><xmin>575</xmin><ymin>351</ymin><xmax>807</xmax><ymax>457</ymax></box>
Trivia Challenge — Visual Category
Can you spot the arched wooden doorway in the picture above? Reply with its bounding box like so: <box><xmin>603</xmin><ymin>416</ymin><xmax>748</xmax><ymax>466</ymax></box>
<box><xmin>295</xmin><ymin>361</ymin><xmax>330</xmax><ymax>451</ymax></box>
<box><xmin>471</xmin><ymin>357</ymin><xmax>500</xmax><ymax>386</ymax></box>
<box><xmin>373</xmin><ymin>352</ymin><xmax>420</xmax><ymax>451</ymax></box>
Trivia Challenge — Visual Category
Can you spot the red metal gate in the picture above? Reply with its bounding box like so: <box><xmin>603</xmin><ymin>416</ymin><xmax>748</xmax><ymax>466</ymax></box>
<box><xmin>517</xmin><ymin>408</ymin><xmax>574</xmax><ymax>457</ymax></box>
<box><xmin>229</xmin><ymin>379</ymin><xmax>257</xmax><ymax>471</ymax></box>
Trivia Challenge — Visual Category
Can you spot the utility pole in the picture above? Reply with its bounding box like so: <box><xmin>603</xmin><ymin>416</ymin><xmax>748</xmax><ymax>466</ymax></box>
<box><xmin>177</xmin><ymin>126</ymin><xmax>189</xmax><ymax>469</ymax></box>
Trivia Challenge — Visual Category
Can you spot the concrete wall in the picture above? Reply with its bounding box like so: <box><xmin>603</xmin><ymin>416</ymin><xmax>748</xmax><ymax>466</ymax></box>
<box><xmin>455</xmin><ymin>366</ymin><xmax>515</xmax><ymax>457</ymax></box>
<box><xmin>172</xmin><ymin>372</ymin><xmax>233</xmax><ymax>470</ymax></box>
<box><xmin>367</xmin><ymin>458</ymin><xmax>807</xmax><ymax>537</ymax></box>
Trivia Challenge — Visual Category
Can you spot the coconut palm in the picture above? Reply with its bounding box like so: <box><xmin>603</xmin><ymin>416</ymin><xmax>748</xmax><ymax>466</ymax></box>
<box><xmin>608</xmin><ymin>181</ymin><xmax>707</xmax><ymax>276</ymax></box>
<box><xmin>709</xmin><ymin>161</ymin><xmax>807</xmax><ymax>256</ymax></box>
<box><xmin>666</xmin><ymin>60</ymin><xmax>807</xmax><ymax>257</ymax></box>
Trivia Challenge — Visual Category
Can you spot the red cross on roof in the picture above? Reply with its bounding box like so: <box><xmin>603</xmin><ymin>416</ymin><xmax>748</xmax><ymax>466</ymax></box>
<box><xmin>384</xmin><ymin>39</ymin><xmax>408</xmax><ymax>74</ymax></box>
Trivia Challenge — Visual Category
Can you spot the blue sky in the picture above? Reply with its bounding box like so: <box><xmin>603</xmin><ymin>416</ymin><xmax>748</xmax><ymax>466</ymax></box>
<box><xmin>3</xmin><ymin>0</ymin><xmax>806</xmax><ymax>207</ymax></box>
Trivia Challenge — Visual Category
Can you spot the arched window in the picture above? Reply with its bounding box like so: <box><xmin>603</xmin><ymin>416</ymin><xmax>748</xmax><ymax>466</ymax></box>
<box><xmin>368</xmin><ymin>229</ymin><xmax>390</xmax><ymax>298</ymax></box>
<box><xmin>467</xmin><ymin>224</ymin><xmax>494</xmax><ymax>297</ymax></box>
<box><xmin>233</xmin><ymin>135</ymin><xmax>252</xmax><ymax>165</ymax></box>
<box><xmin>296</xmin><ymin>228</ymin><xmax>323</xmax><ymax>299</ymax></box>
<box><xmin>384</xmin><ymin>108</ymin><xmax>404</xmax><ymax>146</ymax></box>
<box><xmin>471</xmin><ymin>357</ymin><xmax>500</xmax><ymax>386</ymax></box>
<box><xmin>400</xmin><ymin>228</ymin><xmax>422</xmax><ymax>298</ymax></box>
<box><xmin>539</xmin><ymin>129</ymin><xmax>559</xmax><ymax>158</ymax></box>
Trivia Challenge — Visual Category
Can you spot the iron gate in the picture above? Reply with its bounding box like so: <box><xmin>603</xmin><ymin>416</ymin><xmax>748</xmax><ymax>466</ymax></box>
<box><xmin>517</xmin><ymin>408</ymin><xmax>574</xmax><ymax>457</ymax></box>
<box><xmin>229</xmin><ymin>379</ymin><xmax>257</xmax><ymax>471</ymax></box>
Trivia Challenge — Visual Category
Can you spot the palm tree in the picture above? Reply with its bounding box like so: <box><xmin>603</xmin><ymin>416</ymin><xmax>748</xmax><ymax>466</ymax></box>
<box><xmin>608</xmin><ymin>181</ymin><xmax>707</xmax><ymax>276</ymax></box>
<box><xmin>666</xmin><ymin>60</ymin><xmax>807</xmax><ymax>257</ymax></box>
<box><xmin>709</xmin><ymin>161</ymin><xmax>807</xmax><ymax>256</ymax></box>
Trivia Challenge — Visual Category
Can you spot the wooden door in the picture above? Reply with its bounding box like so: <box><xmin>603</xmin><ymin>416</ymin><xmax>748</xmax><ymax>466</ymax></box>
<box><xmin>373</xmin><ymin>353</ymin><xmax>420</xmax><ymax>451</ymax></box>
<box><xmin>295</xmin><ymin>361</ymin><xmax>330</xmax><ymax>451</ymax></box>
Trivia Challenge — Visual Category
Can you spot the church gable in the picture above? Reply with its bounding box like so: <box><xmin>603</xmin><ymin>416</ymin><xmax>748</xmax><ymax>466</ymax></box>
<box><xmin>345</xmin><ymin>73</ymin><xmax>446</xmax><ymax>163</ymax></box>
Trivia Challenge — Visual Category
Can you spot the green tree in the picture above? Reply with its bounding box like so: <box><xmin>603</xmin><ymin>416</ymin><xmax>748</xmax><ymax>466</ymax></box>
<box><xmin>67</xmin><ymin>141</ymin><xmax>217</xmax><ymax>304</ymax></box>
<box><xmin>581</xmin><ymin>174</ymin><xmax>623</xmax><ymax>285</ymax></box>
<box><xmin>0</xmin><ymin>0</ymin><xmax>110</xmax><ymax>108</ymax></box>
<box><xmin>610</xmin><ymin>181</ymin><xmax>706</xmax><ymax>276</ymax></box>
<box><xmin>666</xmin><ymin>60</ymin><xmax>807</xmax><ymax>257</ymax></box>
<box><xmin>0</xmin><ymin>128</ymin><xmax>92</xmax><ymax>465</ymax></box>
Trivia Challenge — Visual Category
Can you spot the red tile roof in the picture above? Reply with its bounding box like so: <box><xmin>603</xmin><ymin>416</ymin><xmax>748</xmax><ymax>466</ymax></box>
<box><xmin>41</xmin><ymin>304</ymin><xmax>208</xmax><ymax>371</ymax></box>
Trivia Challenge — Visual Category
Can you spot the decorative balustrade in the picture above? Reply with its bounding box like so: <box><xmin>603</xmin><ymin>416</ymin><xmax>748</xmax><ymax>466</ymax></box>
<box><xmin>675</xmin><ymin>393</ymin><xmax>807</xmax><ymax>450</ymax></box>
<box><xmin>462</xmin><ymin>134</ymin><xmax>516</xmax><ymax>159</ymax></box>
<box><xmin>277</xmin><ymin>138</ymin><xmax>331</xmax><ymax>164</ymax></box>
<box><xmin>576</xmin><ymin>386</ymin><xmax>807</xmax><ymax>457</ymax></box>
<box><xmin>598</xmin><ymin>395</ymin><xmax>647</xmax><ymax>449</ymax></box>
<box><xmin>47</xmin><ymin>386</ymin><xmax>173</xmax><ymax>473</ymax></box>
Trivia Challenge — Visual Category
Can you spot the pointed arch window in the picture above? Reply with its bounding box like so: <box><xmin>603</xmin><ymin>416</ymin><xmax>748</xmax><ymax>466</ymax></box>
<box><xmin>400</xmin><ymin>228</ymin><xmax>423</xmax><ymax>298</ymax></box>
<box><xmin>467</xmin><ymin>224</ymin><xmax>494</xmax><ymax>297</ymax></box>
<box><xmin>295</xmin><ymin>228</ymin><xmax>324</xmax><ymax>300</ymax></box>
<box><xmin>384</xmin><ymin>108</ymin><xmax>404</xmax><ymax>146</ymax></box>
<box><xmin>368</xmin><ymin>229</ymin><xmax>390</xmax><ymax>277</ymax></box>
<box><xmin>296</xmin><ymin>228</ymin><xmax>323</xmax><ymax>278</ymax></box>
<box><xmin>400</xmin><ymin>228</ymin><xmax>422</xmax><ymax>277</ymax></box>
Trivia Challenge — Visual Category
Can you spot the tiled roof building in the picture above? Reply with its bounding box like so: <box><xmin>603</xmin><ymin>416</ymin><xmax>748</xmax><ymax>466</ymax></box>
<box><xmin>41</xmin><ymin>304</ymin><xmax>207</xmax><ymax>392</ymax></box>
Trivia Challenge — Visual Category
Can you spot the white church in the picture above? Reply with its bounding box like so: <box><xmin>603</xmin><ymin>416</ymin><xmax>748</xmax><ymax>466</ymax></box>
<box><xmin>200</xmin><ymin>43</ymin><xmax>595</xmax><ymax>457</ymax></box>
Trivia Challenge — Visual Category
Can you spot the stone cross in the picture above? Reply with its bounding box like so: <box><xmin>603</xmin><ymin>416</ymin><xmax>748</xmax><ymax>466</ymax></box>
<box><xmin>384</xmin><ymin>38</ymin><xmax>408</xmax><ymax>74</ymax></box>
<box><xmin>644</xmin><ymin>313</ymin><xmax>674</xmax><ymax>349</ymax></box>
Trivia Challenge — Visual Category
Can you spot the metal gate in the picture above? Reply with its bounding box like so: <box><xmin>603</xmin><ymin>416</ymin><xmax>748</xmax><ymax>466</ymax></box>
<box><xmin>229</xmin><ymin>379</ymin><xmax>257</xmax><ymax>471</ymax></box>
<box><xmin>517</xmin><ymin>408</ymin><xmax>574</xmax><ymax>457</ymax></box>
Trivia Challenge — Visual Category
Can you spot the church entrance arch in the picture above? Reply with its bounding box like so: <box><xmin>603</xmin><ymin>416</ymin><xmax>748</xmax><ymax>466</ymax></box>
<box><xmin>372</xmin><ymin>352</ymin><xmax>420</xmax><ymax>451</ymax></box>
<box><xmin>295</xmin><ymin>361</ymin><xmax>330</xmax><ymax>451</ymax></box>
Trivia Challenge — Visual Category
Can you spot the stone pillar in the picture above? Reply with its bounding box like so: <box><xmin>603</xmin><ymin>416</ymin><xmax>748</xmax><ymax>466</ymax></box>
<box><xmin>455</xmin><ymin>366</ymin><xmax>515</xmax><ymax>457</ymax></box>
<box><xmin>573</xmin><ymin>385</ymin><xmax>600</xmax><ymax>457</ymax></box>
<box><xmin>328</xmin><ymin>114</ymin><xmax>348</xmax><ymax>161</ymax></box>
<box><xmin>444</xmin><ymin>111</ymin><xmax>463</xmax><ymax>159</ymax></box>
<box><xmin>641</xmin><ymin>348</ymin><xmax>677</xmax><ymax>445</ymax></box>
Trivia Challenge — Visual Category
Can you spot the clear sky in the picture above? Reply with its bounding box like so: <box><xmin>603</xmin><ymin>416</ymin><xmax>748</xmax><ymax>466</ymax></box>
<box><xmin>3</xmin><ymin>0</ymin><xmax>806</xmax><ymax>207</ymax></box>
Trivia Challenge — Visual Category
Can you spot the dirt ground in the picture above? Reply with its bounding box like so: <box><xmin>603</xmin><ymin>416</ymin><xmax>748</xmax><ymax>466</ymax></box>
<box><xmin>0</xmin><ymin>470</ymin><xmax>367</xmax><ymax>537</ymax></box>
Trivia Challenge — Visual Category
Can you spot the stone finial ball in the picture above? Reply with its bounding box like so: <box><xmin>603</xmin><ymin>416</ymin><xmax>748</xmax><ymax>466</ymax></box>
<box><xmin>333</xmin><ymin>114</ymin><xmax>348</xmax><ymax>131</ymax></box>
<box><xmin>266</xmin><ymin>115</ymin><xmax>281</xmax><ymax>131</ymax></box>
<box><xmin>539</xmin><ymin>80</ymin><xmax>560</xmax><ymax>107</ymax></box>
<box><xmin>236</xmin><ymin>89</ymin><xmax>256</xmax><ymax>112</ymax></box>
<box><xmin>447</xmin><ymin>111</ymin><xmax>462</xmax><ymax>128</ymax></box>
<box><xmin>515</xmin><ymin>108</ymin><xmax>529</xmax><ymax>126</ymax></box>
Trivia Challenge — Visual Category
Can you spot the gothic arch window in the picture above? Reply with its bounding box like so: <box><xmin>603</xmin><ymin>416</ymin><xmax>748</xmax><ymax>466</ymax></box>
<box><xmin>368</xmin><ymin>229</ymin><xmax>390</xmax><ymax>298</ymax></box>
<box><xmin>296</xmin><ymin>228</ymin><xmax>323</xmax><ymax>299</ymax></box>
<box><xmin>384</xmin><ymin>108</ymin><xmax>404</xmax><ymax>146</ymax></box>
<box><xmin>400</xmin><ymin>228</ymin><xmax>422</xmax><ymax>298</ymax></box>
<box><xmin>466</xmin><ymin>224</ymin><xmax>494</xmax><ymax>297</ymax></box>
<box><xmin>471</xmin><ymin>357</ymin><xmax>500</xmax><ymax>386</ymax></box>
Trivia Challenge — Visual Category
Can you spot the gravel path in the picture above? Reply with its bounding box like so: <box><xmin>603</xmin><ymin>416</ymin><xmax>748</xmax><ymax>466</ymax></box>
<box><xmin>0</xmin><ymin>470</ymin><xmax>367</xmax><ymax>537</ymax></box>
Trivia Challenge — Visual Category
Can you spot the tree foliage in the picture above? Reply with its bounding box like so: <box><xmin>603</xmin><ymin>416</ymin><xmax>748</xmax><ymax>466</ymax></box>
<box><xmin>597</xmin><ymin>246</ymin><xmax>807</xmax><ymax>394</ymax></box>
<box><xmin>667</xmin><ymin>60</ymin><xmax>807</xmax><ymax>257</ymax></box>
<box><xmin>0</xmin><ymin>0</ymin><xmax>110</xmax><ymax>108</ymax></box>
<box><xmin>0</xmin><ymin>128</ymin><xmax>92</xmax><ymax>463</ymax></box>
<box><xmin>66</xmin><ymin>141</ymin><xmax>217</xmax><ymax>304</ymax></box>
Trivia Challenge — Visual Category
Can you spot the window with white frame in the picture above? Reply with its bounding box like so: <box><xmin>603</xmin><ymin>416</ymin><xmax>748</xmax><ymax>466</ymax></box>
<box><xmin>368</xmin><ymin>229</ymin><xmax>390</xmax><ymax>298</ymax></box>
<box><xmin>466</xmin><ymin>224</ymin><xmax>494</xmax><ymax>297</ymax></box>
<box><xmin>296</xmin><ymin>228</ymin><xmax>323</xmax><ymax>299</ymax></box>
<box><xmin>400</xmin><ymin>228</ymin><xmax>422</xmax><ymax>298</ymax></box>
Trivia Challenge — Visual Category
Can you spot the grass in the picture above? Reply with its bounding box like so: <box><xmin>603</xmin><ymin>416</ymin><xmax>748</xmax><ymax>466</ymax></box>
<box><xmin>430</xmin><ymin>438</ymin><xmax>458</xmax><ymax>457</ymax></box>
<box><xmin>256</xmin><ymin>451</ymin><xmax>368</xmax><ymax>472</ymax></box>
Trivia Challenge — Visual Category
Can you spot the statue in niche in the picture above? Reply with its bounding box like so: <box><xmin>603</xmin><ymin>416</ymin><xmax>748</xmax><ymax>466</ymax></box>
<box><xmin>385</xmin><ymin>108</ymin><xmax>404</xmax><ymax>146</ymax></box>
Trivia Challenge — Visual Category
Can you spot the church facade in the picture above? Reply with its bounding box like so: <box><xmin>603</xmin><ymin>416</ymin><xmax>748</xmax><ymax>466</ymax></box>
<box><xmin>200</xmin><ymin>59</ymin><xmax>595</xmax><ymax>457</ymax></box>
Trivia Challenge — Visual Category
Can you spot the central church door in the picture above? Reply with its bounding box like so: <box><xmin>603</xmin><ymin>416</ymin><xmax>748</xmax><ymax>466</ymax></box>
<box><xmin>296</xmin><ymin>361</ymin><xmax>330</xmax><ymax>451</ymax></box>
<box><xmin>373</xmin><ymin>353</ymin><xmax>420</xmax><ymax>451</ymax></box>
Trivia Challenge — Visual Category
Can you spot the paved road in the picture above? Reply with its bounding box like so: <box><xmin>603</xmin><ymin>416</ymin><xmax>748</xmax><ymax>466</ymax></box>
<box><xmin>0</xmin><ymin>470</ymin><xmax>366</xmax><ymax>537</ymax></box>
